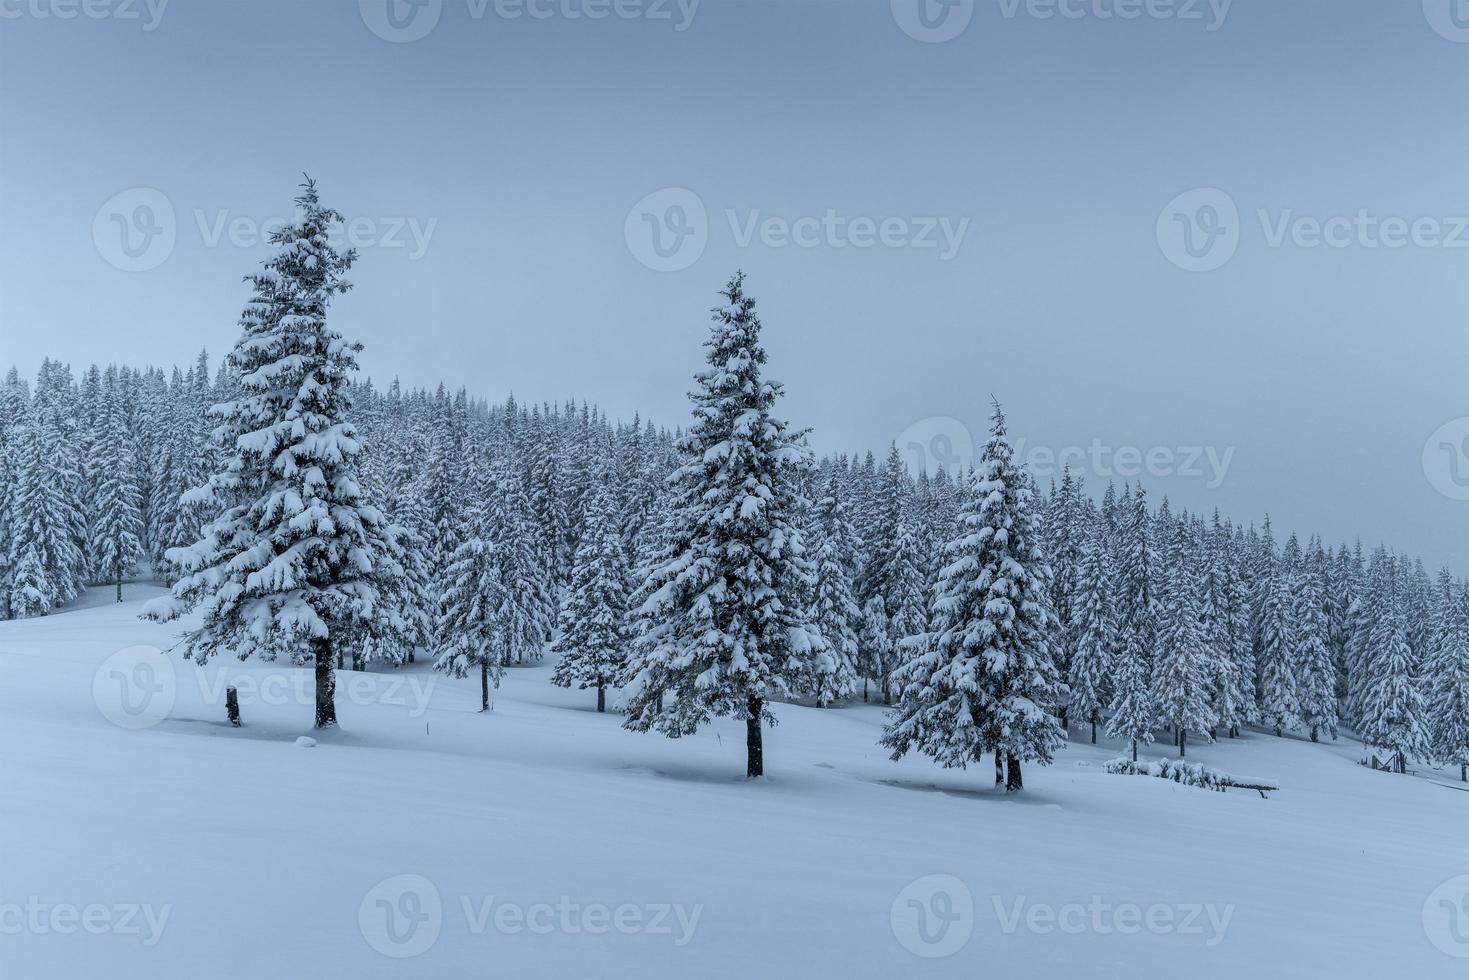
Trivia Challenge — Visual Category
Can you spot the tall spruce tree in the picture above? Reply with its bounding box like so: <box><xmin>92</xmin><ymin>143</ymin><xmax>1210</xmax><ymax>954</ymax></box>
<box><xmin>1068</xmin><ymin>516</ymin><xmax>1114</xmax><ymax>744</ymax></box>
<box><xmin>144</xmin><ymin>178</ymin><xmax>405</xmax><ymax>728</ymax></box>
<box><xmin>805</xmin><ymin>470</ymin><xmax>862</xmax><ymax>707</ymax></box>
<box><xmin>1431</xmin><ymin>583</ymin><xmax>1469</xmax><ymax>781</ymax></box>
<box><xmin>550</xmin><ymin>481</ymin><xmax>632</xmax><ymax>712</ymax></box>
<box><xmin>621</xmin><ymin>273</ymin><xmax>818</xmax><ymax>778</ymax></box>
<box><xmin>90</xmin><ymin>372</ymin><xmax>145</xmax><ymax>601</ymax></box>
<box><xmin>1295</xmin><ymin>537</ymin><xmax>1338</xmax><ymax>742</ymax></box>
<box><xmin>1152</xmin><ymin>515</ymin><xmax>1216</xmax><ymax>757</ymax></box>
<box><xmin>881</xmin><ymin>401</ymin><xmax>1067</xmax><ymax>792</ymax></box>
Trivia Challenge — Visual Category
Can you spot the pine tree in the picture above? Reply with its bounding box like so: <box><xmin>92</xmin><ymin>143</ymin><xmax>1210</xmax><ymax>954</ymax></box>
<box><xmin>882</xmin><ymin>401</ymin><xmax>1067</xmax><ymax>792</ymax></box>
<box><xmin>1294</xmin><ymin>538</ymin><xmax>1338</xmax><ymax>742</ymax></box>
<box><xmin>621</xmin><ymin>273</ymin><xmax>818</xmax><ymax>778</ymax></box>
<box><xmin>8</xmin><ymin>415</ymin><xmax>84</xmax><ymax>617</ymax></box>
<box><xmin>1257</xmin><ymin>522</ymin><xmax>1299</xmax><ymax>736</ymax></box>
<box><xmin>550</xmin><ymin>482</ymin><xmax>632</xmax><ymax>712</ymax></box>
<box><xmin>1431</xmin><ymin>583</ymin><xmax>1469</xmax><ymax>781</ymax></box>
<box><xmin>1045</xmin><ymin>467</ymin><xmax>1086</xmax><ymax>726</ymax></box>
<box><xmin>1106</xmin><ymin>485</ymin><xmax>1156</xmax><ymax>760</ymax></box>
<box><xmin>857</xmin><ymin>595</ymin><xmax>893</xmax><ymax>705</ymax></box>
<box><xmin>143</xmin><ymin>178</ymin><xmax>404</xmax><ymax>729</ymax></box>
<box><xmin>90</xmin><ymin>372</ymin><xmax>144</xmax><ymax>601</ymax></box>
<box><xmin>1068</xmin><ymin>516</ymin><xmax>1114</xmax><ymax>744</ymax></box>
<box><xmin>435</xmin><ymin>514</ymin><xmax>510</xmax><ymax>713</ymax></box>
<box><xmin>1152</xmin><ymin>516</ymin><xmax>1216</xmax><ymax>757</ymax></box>
<box><xmin>483</xmin><ymin>455</ymin><xmax>555</xmax><ymax>664</ymax></box>
<box><xmin>1359</xmin><ymin>562</ymin><xmax>1431</xmax><ymax>774</ymax></box>
<box><xmin>805</xmin><ymin>471</ymin><xmax>862</xmax><ymax>707</ymax></box>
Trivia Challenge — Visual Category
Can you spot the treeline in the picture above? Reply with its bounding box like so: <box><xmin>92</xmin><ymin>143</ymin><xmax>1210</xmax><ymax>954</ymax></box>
<box><xmin>3</xmin><ymin>181</ymin><xmax>1466</xmax><ymax>785</ymax></box>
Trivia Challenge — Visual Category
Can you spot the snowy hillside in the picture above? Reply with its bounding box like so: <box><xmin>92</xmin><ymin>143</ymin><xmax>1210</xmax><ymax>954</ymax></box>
<box><xmin>3</xmin><ymin>589</ymin><xmax>1464</xmax><ymax>979</ymax></box>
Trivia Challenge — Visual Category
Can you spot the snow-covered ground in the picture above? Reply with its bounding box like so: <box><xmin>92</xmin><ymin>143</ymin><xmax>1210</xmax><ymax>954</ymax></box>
<box><xmin>3</xmin><ymin>587</ymin><xmax>1465</xmax><ymax>979</ymax></box>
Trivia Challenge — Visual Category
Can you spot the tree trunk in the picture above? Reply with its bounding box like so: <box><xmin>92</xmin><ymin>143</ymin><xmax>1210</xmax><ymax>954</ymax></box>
<box><xmin>115</xmin><ymin>575</ymin><xmax>123</xmax><ymax>603</ymax></box>
<box><xmin>1090</xmin><ymin>719</ymin><xmax>1097</xmax><ymax>744</ymax></box>
<box><xmin>596</xmin><ymin>683</ymin><xmax>606</xmax><ymax>713</ymax></box>
<box><xmin>745</xmin><ymin>695</ymin><xmax>764</xmax><ymax>778</ymax></box>
<box><xmin>1461</xmin><ymin>763</ymin><xmax>1466</xmax><ymax>782</ymax></box>
<box><xmin>1059</xmin><ymin>709</ymin><xmax>1069</xmax><ymax>731</ymax></box>
<box><xmin>1005</xmin><ymin>753</ymin><xmax>1023</xmax><ymax>792</ymax></box>
<box><xmin>225</xmin><ymin>687</ymin><xmax>241</xmax><ymax>727</ymax></box>
<box><xmin>994</xmin><ymin>749</ymin><xmax>1004</xmax><ymax>787</ymax></box>
<box><xmin>1179</xmin><ymin>727</ymin><xmax>1187</xmax><ymax>758</ymax></box>
<box><xmin>480</xmin><ymin>661</ymin><xmax>490</xmax><ymax>712</ymax></box>
<box><xmin>1131</xmin><ymin>738</ymin><xmax>1138</xmax><ymax>763</ymax></box>
<box><xmin>1310</xmin><ymin>726</ymin><xmax>1319</xmax><ymax>743</ymax></box>
<box><xmin>862</xmin><ymin>677</ymin><xmax>868</xmax><ymax>703</ymax></box>
<box><xmin>313</xmin><ymin>638</ymin><xmax>337</xmax><ymax>728</ymax></box>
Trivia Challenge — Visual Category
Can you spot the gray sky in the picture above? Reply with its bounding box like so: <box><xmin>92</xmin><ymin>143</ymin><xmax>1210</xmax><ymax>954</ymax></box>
<box><xmin>2</xmin><ymin>0</ymin><xmax>1467</xmax><ymax>569</ymax></box>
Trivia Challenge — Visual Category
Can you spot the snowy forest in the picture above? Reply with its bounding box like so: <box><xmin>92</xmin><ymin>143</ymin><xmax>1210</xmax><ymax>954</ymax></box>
<box><xmin>3</xmin><ymin>181</ymin><xmax>1466</xmax><ymax>790</ymax></box>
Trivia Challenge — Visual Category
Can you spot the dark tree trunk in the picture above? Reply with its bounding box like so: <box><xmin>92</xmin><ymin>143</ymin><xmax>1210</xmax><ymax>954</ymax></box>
<box><xmin>1089</xmin><ymin>719</ymin><xmax>1097</xmax><ymax>744</ymax></box>
<box><xmin>225</xmin><ymin>686</ymin><xmax>241</xmax><ymax>727</ymax></box>
<box><xmin>337</xmin><ymin>652</ymin><xmax>344</xmax><ymax>670</ymax></box>
<box><xmin>115</xmin><ymin>575</ymin><xmax>123</xmax><ymax>603</ymax></box>
<box><xmin>994</xmin><ymin>749</ymin><xmax>1004</xmax><ymax>787</ymax></box>
<box><xmin>1461</xmin><ymin>764</ymin><xmax>1466</xmax><ymax>782</ymax></box>
<box><xmin>313</xmin><ymin>638</ymin><xmax>337</xmax><ymax>728</ymax></box>
<box><xmin>1131</xmin><ymin>738</ymin><xmax>1138</xmax><ymax>763</ymax></box>
<box><xmin>480</xmin><ymin>661</ymin><xmax>490</xmax><ymax>712</ymax></box>
<box><xmin>1005</xmin><ymin>753</ymin><xmax>1023</xmax><ymax>792</ymax></box>
<box><xmin>862</xmin><ymin>677</ymin><xmax>868</xmax><ymax>703</ymax></box>
<box><xmin>1059</xmin><ymin>709</ymin><xmax>1069</xmax><ymax>731</ymax></box>
<box><xmin>746</xmin><ymin>695</ymin><xmax>764</xmax><ymax>778</ymax></box>
<box><xmin>596</xmin><ymin>683</ymin><xmax>606</xmax><ymax>713</ymax></box>
<box><xmin>1179</xmin><ymin>728</ymin><xmax>1187</xmax><ymax>758</ymax></box>
<box><xmin>1310</xmin><ymin>726</ymin><xmax>1320</xmax><ymax>743</ymax></box>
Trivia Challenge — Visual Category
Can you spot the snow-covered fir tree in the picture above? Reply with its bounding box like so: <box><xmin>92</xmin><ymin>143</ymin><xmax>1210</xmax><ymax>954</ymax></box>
<box><xmin>1152</xmin><ymin>512</ymin><xmax>1216</xmax><ymax>757</ymax></box>
<box><xmin>144</xmin><ymin>178</ymin><xmax>412</xmax><ymax>728</ymax></box>
<box><xmin>549</xmin><ymin>480</ymin><xmax>632</xmax><ymax>712</ymax></box>
<box><xmin>621</xmin><ymin>272</ymin><xmax>819</xmax><ymax>778</ymax></box>
<box><xmin>1430</xmin><ymin>581</ymin><xmax>1469</xmax><ymax>781</ymax></box>
<box><xmin>1067</xmin><ymin>515</ymin><xmax>1114</xmax><ymax>744</ymax></box>
<box><xmin>804</xmin><ymin>470</ymin><xmax>862</xmax><ymax>706</ymax></box>
<box><xmin>1359</xmin><ymin>559</ymin><xmax>1432</xmax><ymax>773</ymax></box>
<box><xmin>1294</xmin><ymin>537</ymin><xmax>1338</xmax><ymax>742</ymax></box>
<box><xmin>1106</xmin><ymin>485</ymin><xmax>1156</xmax><ymax>761</ymax></box>
<box><xmin>881</xmin><ymin>401</ymin><xmax>1067</xmax><ymax>792</ymax></box>
<box><xmin>1256</xmin><ymin>521</ymin><xmax>1300</xmax><ymax>736</ymax></box>
<box><xmin>90</xmin><ymin>370</ymin><xmax>145</xmax><ymax>601</ymax></box>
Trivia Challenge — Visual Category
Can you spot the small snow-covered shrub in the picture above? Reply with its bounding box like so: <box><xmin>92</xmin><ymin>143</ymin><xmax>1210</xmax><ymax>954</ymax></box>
<box><xmin>1105</xmin><ymin>757</ymin><xmax>1278</xmax><ymax>797</ymax></box>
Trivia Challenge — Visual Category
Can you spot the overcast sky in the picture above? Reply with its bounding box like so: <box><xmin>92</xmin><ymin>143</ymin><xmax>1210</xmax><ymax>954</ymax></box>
<box><xmin>2</xmin><ymin>0</ymin><xmax>1467</xmax><ymax>569</ymax></box>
